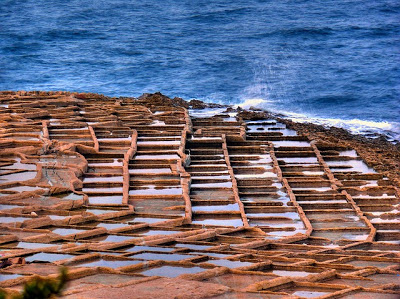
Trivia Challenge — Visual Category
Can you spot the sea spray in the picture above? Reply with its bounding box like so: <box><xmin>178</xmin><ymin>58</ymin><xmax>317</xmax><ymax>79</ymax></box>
<box><xmin>235</xmin><ymin>97</ymin><xmax>400</xmax><ymax>142</ymax></box>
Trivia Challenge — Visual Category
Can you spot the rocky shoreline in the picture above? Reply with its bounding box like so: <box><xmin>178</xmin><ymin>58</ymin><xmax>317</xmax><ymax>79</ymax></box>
<box><xmin>139</xmin><ymin>91</ymin><xmax>400</xmax><ymax>187</ymax></box>
<box><xmin>0</xmin><ymin>90</ymin><xmax>399</xmax><ymax>298</ymax></box>
<box><xmin>2</xmin><ymin>90</ymin><xmax>399</xmax><ymax>185</ymax></box>
<box><xmin>276</xmin><ymin>118</ymin><xmax>400</xmax><ymax>187</ymax></box>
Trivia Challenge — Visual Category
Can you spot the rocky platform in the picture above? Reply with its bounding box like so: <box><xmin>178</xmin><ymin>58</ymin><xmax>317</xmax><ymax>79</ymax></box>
<box><xmin>0</xmin><ymin>91</ymin><xmax>399</xmax><ymax>299</ymax></box>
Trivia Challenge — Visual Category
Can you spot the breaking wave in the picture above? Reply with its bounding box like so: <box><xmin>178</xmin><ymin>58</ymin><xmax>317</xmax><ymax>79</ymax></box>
<box><xmin>236</xmin><ymin>98</ymin><xmax>400</xmax><ymax>142</ymax></box>
<box><xmin>235</xmin><ymin>98</ymin><xmax>272</xmax><ymax>110</ymax></box>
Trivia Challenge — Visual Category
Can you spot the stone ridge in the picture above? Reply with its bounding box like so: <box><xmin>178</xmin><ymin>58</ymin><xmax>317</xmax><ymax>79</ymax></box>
<box><xmin>0</xmin><ymin>91</ymin><xmax>398</xmax><ymax>299</ymax></box>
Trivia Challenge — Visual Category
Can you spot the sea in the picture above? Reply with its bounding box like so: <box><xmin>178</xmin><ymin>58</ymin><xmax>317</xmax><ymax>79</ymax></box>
<box><xmin>1</xmin><ymin>0</ymin><xmax>399</xmax><ymax>141</ymax></box>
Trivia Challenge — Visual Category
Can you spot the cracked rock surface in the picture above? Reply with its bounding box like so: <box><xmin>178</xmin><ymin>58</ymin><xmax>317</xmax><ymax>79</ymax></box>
<box><xmin>0</xmin><ymin>91</ymin><xmax>399</xmax><ymax>299</ymax></box>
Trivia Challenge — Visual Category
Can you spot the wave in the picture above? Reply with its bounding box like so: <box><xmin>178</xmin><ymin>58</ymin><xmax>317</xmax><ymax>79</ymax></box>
<box><xmin>250</xmin><ymin>27</ymin><xmax>334</xmax><ymax>39</ymax></box>
<box><xmin>308</xmin><ymin>95</ymin><xmax>359</xmax><ymax>105</ymax></box>
<box><xmin>286</xmin><ymin>113</ymin><xmax>399</xmax><ymax>142</ymax></box>
<box><xmin>235</xmin><ymin>98</ymin><xmax>272</xmax><ymax>110</ymax></box>
<box><xmin>279</xmin><ymin>27</ymin><xmax>333</xmax><ymax>37</ymax></box>
<box><xmin>290</xmin><ymin>114</ymin><xmax>400</xmax><ymax>142</ymax></box>
<box><xmin>188</xmin><ymin>7</ymin><xmax>249</xmax><ymax>21</ymax></box>
<box><xmin>235</xmin><ymin>98</ymin><xmax>400</xmax><ymax>142</ymax></box>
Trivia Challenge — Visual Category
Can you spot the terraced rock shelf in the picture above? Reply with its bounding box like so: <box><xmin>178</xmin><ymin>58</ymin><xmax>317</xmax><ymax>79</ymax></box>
<box><xmin>0</xmin><ymin>91</ymin><xmax>399</xmax><ymax>299</ymax></box>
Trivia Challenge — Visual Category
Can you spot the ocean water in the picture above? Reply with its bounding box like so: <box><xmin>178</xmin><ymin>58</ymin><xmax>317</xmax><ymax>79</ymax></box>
<box><xmin>0</xmin><ymin>0</ymin><xmax>399</xmax><ymax>140</ymax></box>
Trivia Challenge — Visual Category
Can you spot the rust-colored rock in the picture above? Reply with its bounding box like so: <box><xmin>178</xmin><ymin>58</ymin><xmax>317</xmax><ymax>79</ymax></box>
<box><xmin>0</xmin><ymin>91</ymin><xmax>398</xmax><ymax>299</ymax></box>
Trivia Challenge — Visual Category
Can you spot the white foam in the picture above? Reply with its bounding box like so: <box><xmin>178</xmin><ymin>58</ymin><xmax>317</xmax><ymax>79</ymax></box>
<box><xmin>197</xmin><ymin>96</ymin><xmax>399</xmax><ymax>141</ymax></box>
<box><xmin>285</xmin><ymin>112</ymin><xmax>395</xmax><ymax>136</ymax></box>
<box><xmin>290</xmin><ymin>114</ymin><xmax>392</xmax><ymax>130</ymax></box>
<box><xmin>235</xmin><ymin>98</ymin><xmax>271</xmax><ymax>110</ymax></box>
<box><xmin>266</xmin><ymin>108</ymin><xmax>399</xmax><ymax>141</ymax></box>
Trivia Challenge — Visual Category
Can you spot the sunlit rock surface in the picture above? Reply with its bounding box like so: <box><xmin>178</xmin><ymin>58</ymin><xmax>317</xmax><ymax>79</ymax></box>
<box><xmin>0</xmin><ymin>91</ymin><xmax>399</xmax><ymax>298</ymax></box>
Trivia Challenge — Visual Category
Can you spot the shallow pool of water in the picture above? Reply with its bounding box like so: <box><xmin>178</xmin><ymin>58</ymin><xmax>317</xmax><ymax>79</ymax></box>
<box><xmin>90</xmin><ymin>235</ymin><xmax>134</xmax><ymax>243</ymax></box>
<box><xmin>0</xmin><ymin>216</ymin><xmax>30</xmax><ymax>223</ymax></box>
<box><xmin>5</xmin><ymin>186</ymin><xmax>43</xmax><ymax>192</ymax></box>
<box><xmin>192</xmin><ymin>217</ymin><xmax>243</xmax><ymax>227</ymax></box>
<box><xmin>127</xmin><ymin>217</ymin><xmax>170</xmax><ymax>224</ymax></box>
<box><xmin>135</xmin><ymin>154</ymin><xmax>180</xmax><ymax>160</ymax></box>
<box><xmin>273</xmin><ymin>141</ymin><xmax>310</xmax><ymax>147</ymax></box>
<box><xmin>132</xmin><ymin>252</ymin><xmax>193</xmax><ymax>261</ymax></box>
<box><xmin>326</xmin><ymin>160</ymin><xmax>376</xmax><ymax>173</ymax></box>
<box><xmin>124</xmin><ymin>245</ymin><xmax>175</xmax><ymax>253</ymax></box>
<box><xmin>83</xmin><ymin>176</ymin><xmax>123</xmax><ymax>183</ymax></box>
<box><xmin>2</xmin><ymin>158</ymin><xmax>37</xmax><ymax>171</ymax></box>
<box><xmin>279</xmin><ymin>157</ymin><xmax>318</xmax><ymax>164</ymax></box>
<box><xmin>189</xmin><ymin>108</ymin><xmax>226</xmax><ymax>118</ymax></box>
<box><xmin>192</xmin><ymin>203</ymin><xmax>239</xmax><ymax>212</ymax></box>
<box><xmin>16</xmin><ymin>242</ymin><xmax>58</xmax><ymax>249</ymax></box>
<box><xmin>137</xmin><ymin>230</ymin><xmax>182</xmax><ymax>236</ymax></box>
<box><xmin>0</xmin><ymin>273</ymin><xmax>21</xmax><ymax>282</ymax></box>
<box><xmin>54</xmin><ymin>193</ymin><xmax>84</xmax><ymax>200</ymax></box>
<box><xmin>25</xmin><ymin>252</ymin><xmax>74</xmax><ymax>263</ymax></box>
<box><xmin>51</xmin><ymin>228</ymin><xmax>87</xmax><ymax>236</ymax></box>
<box><xmin>79</xmin><ymin>259</ymin><xmax>142</xmax><ymax>268</ymax></box>
<box><xmin>97</xmin><ymin>223</ymin><xmax>128</xmax><ymax>230</ymax></box>
<box><xmin>85</xmin><ymin>208</ymin><xmax>120</xmax><ymax>215</ymax></box>
<box><xmin>129</xmin><ymin>187</ymin><xmax>182</xmax><ymax>195</ymax></box>
<box><xmin>174</xmin><ymin>243</ymin><xmax>213</xmax><ymax>250</ymax></box>
<box><xmin>0</xmin><ymin>204</ymin><xmax>20</xmax><ymax>210</ymax></box>
<box><xmin>88</xmin><ymin>159</ymin><xmax>123</xmax><ymax>167</ymax></box>
<box><xmin>140</xmin><ymin>265</ymin><xmax>205</xmax><ymax>277</ymax></box>
<box><xmin>0</xmin><ymin>171</ymin><xmax>36</xmax><ymax>183</ymax></box>
<box><xmin>82</xmin><ymin>187</ymin><xmax>123</xmax><ymax>193</ymax></box>
<box><xmin>191</xmin><ymin>182</ymin><xmax>233</xmax><ymax>188</ymax></box>
<box><xmin>129</xmin><ymin>168</ymin><xmax>172</xmax><ymax>174</ymax></box>
<box><xmin>272</xmin><ymin>270</ymin><xmax>312</xmax><ymax>277</ymax></box>
<box><xmin>137</xmin><ymin>140</ymin><xmax>180</xmax><ymax>145</ymax></box>
<box><xmin>88</xmin><ymin>195</ymin><xmax>123</xmax><ymax>204</ymax></box>
<box><xmin>339</xmin><ymin>150</ymin><xmax>358</xmax><ymax>157</ymax></box>
<box><xmin>205</xmin><ymin>259</ymin><xmax>253</xmax><ymax>268</ymax></box>
<box><xmin>291</xmin><ymin>290</ymin><xmax>330</xmax><ymax>298</ymax></box>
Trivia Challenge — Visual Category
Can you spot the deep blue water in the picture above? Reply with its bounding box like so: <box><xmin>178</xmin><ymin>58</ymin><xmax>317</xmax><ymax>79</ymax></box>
<box><xmin>1</xmin><ymin>0</ymin><xmax>399</xmax><ymax>139</ymax></box>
